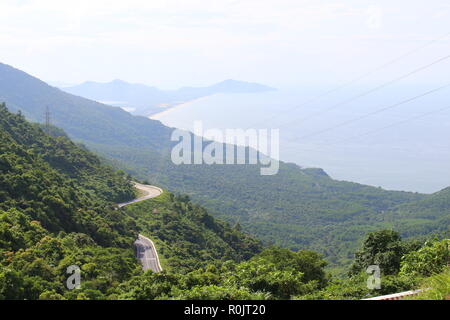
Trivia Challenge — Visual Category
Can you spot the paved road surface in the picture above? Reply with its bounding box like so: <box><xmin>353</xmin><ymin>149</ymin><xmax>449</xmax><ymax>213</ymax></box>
<box><xmin>134</xmin><ymin>234</ymin><xmax>163</xmax><ymax>272</ymax></box>
<box><xmin>118</xmin><ymin>183</ymin><xmax>163</xmax><ymax>208</ymax></box>
<box><xmin>118</xmin><ymin>183</ymin><xmax>163</xmax><ymax>272</ymax></box>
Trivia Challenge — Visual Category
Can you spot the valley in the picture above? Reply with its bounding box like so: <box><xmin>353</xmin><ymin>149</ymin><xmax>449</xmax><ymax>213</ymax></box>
<box><xmin>0</xmin><ymin>62</ymin><xmax>448</xmax><ymax>269</ymax></box>
<box><xmin>1</xmin><ymin>0</ymin><xmax>449</xmax><ymax>304</ymax></box>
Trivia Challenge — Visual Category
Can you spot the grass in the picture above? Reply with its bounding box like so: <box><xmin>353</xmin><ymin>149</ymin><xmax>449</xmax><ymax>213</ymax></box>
<box><xmin>410</xmin><ymin>267</ymin><xmax>450</xmax><ymax>300</ymax></box>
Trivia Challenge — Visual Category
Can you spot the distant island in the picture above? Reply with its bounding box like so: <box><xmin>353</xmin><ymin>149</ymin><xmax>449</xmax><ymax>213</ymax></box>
<box><xmin>62</xmin><ymin>79</ymin><xmax>276</xmax><ymax>116</ymax></box>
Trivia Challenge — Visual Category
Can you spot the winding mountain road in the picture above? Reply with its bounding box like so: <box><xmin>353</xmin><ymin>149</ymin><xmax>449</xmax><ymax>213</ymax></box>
<box><xmin>118</xmin><ymin>183</ymin><xmax>163</xmax><ymax>273</ymax></box>
<box><xmin>118</xmin><ymin>183</ymin><xmax>163</xmax><ymax>208</ymax></box>
<box><xmin>134</xmin><ymin>234</ymin><xmax>163</xmax><ymax>272</ymax></box>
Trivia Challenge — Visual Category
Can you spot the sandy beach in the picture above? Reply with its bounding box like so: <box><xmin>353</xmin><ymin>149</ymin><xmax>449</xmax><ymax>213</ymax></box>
<box><xmin>149</xmin><ymin>94</ymin><xmax>216</xmax><ymax>120</ymax></box>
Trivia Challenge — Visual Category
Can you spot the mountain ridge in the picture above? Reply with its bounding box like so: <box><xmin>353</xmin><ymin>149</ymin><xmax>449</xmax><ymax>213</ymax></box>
<box><xmin>62</xmin><ymin>78</ymin><xmax>276</xmax><ymax>116</ymax></box>
<box><xmin>1</xmin><ymin>61</ymin><xmax>447</xmax><ymax>269</ymax></box>
<box><xmin>0</xmin><ymin>104</ymin><xmax>261</xmax><ymax>299</ymax></box>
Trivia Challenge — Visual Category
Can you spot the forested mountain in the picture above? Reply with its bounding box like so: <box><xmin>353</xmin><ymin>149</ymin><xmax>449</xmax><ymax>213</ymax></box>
<box><xmin>0</xmin><ymin>103</ymin><xmax>136</xmax><ymax>243</ymax></box>
<box><xmin>62</xmin><ymin>79</ymin><xmax>276</xmax><ymax>116</ymax></box>
<box><xmin>123</xmin><ymin>192</ymin><xmax>261</xmax><ymax>273</ymax></box>
<box><xmin>0</xmin><ymin>62</ymin><xmax>447</xmax><ymax>269</ymax></box>
<box><xmin>387</xmin><ymin>187</ymin><xmax>450</xmax><ymax>238</ymax></box>
<box><xmin>0</xmin><ymin>63</ymin><xmax>172</xmax><ymax>149</ymax></box>
<box><xmin>0</xmin><ymin>104</ymin><xmax>448</xmax><ymax>300</ymax></box>
<box><xmin>0</xmin><ymin>104</ymin><xmax>261</xmax><ymax>299</ymax></box>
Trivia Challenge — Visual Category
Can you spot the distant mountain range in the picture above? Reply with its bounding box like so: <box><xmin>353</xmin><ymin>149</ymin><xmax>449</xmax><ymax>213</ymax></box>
<box><xmin>0</xmin><ymin>61</ymin><xmax>448</xmax><ymax>270</ymax></box>
<box><xmin>62</xmin><ymin>79</ymin><xmax>276</xmax><ymax>116</ymax></box>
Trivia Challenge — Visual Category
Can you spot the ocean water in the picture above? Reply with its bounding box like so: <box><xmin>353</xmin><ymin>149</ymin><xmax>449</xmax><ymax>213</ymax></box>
<box><xmin>151</xmin><ymin>85</ymin><xmax>450</xmax><ymax>194</ymax></box>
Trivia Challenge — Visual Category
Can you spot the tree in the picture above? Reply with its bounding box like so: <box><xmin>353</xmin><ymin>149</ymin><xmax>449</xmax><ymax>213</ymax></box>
<box><xmin>233</xmin><ymin>259</ymin><xmax>307</xmax><ymax>299</ymax></box>
<box><xmin>0</xmin><ymin>269</ymin><xmax>25</xmax><ymax>300</ymax></box>
<box><xmin>400</xmin><ymin>239</ymin><xmax>449</xmax><ymax>277</ymax></box>
<box><xmin>39</xmin><ymin>290</ymin><xmax>66</xmax><ymax>300</ymax></box>
<box><xmin>256</xmin><ymin>247</ymin><xmax>328</xmax><ymax>287</ymax></box>
<box><xmin>349</xmin><ymin>230</ymin><xmax>417</xmax><ymax>276</ymax></box>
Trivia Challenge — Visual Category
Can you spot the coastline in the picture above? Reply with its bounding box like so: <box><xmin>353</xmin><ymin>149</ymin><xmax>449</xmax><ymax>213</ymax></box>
<box><xmin>149</xmin><ymin>94</ymin><xmax>216</xmax><ymax>120</ymax></box>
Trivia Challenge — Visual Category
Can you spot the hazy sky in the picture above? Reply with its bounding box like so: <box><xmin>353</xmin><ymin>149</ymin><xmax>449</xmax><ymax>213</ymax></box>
<box><xmin>1</xmin><ymin>0</ymin><xmax>449</xmax><ymax>89</ymax></box>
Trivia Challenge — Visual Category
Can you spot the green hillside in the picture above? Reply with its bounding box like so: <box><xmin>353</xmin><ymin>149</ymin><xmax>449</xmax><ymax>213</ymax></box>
<box><xmin>388</xmin><ymin>187</ymin><xmax>450</xmax><ymax>238</ymax></box>
<box><xmin>0</xmin><ymin>104</ymin><xmax>448</xmax><ymax>300</ymax></box>
<box><xmin>122</xmin><ymin>192</ymin><xmax>262</xmax><ymax>273</ymax></box>
<box><xmin>0</xmin><ymin>62</ymin><xmax>446</xmax><ymax>268</ymax></box>
<box><xmin>0</xmin><ymin>105</ymin><xmax>261</xmax><ymax>299</ymax></box>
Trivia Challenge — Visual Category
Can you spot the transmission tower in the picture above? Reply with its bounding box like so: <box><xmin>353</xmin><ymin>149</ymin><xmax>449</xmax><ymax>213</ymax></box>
<box><xmin>44</xmin><ymin>106</ymin><xmax>51</xmax><ymax>134</ymax></box>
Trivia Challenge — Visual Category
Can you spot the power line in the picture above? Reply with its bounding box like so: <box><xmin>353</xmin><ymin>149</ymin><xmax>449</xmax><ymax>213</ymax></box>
<box><xmin>330</xmin><ymin>104</ymin><xmax>450</xmax><ymax>147</ymax></box>
<box><xmin>278</xmin><ymin>53</ymin><xmax>450</xmax><ymax>129</ymax></box>
<box><xmin>283</xmin><ymin>103</ymin><xmax>450</xmax><ymax>156</ymax></box>
<box><xmin>245</xmin><ymin>31</ymin><xmax>450</xmax><ymax>130</ymax></box>
<box><xmin>293</xmin><ymin>83</ymin><xmax>450</xmax><ymax>142</ymax></box>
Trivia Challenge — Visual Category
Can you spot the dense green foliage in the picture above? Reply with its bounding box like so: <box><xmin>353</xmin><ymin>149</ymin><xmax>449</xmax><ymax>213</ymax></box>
<box><xmin>0</xmin><ymin>105</ymin><xmax>261</xmax><ymax>299</ymax></box>
<box><xmin>0</xmin><ymin>108</ymin><xmax>447</xmax><ymax>300</ymax></box>
<box><xmin>410</xmin><ymin>267</ymin><xmax>450</xmax><ymax>300</ymax></box>
<box><xmin>116</xmin><ymin>247</ymin><xmax>329</xmax><ymax>300</ymax></box>
<box><xmin>399</xmin><ymin>239</ymin><xmax>449</xmax><ymax>277</ymax></box>
<box><xmin>112</xmin><ymin>231</ymin><xmax>449</xmax><ymax>300</ymax></box>
<box><xmin>1</xmin><ymin>63</ymin><xmax>441</xmax><ymax>270</ymax></box>
<box><xmin>0</xmin><ymin>103</ymin><xmax>137</xmax><ymax>244</ymax></box>
<box><xmin>122</xmin><ymin>192</ymin><xmax>262</xmax><ymax>273</ymax></box>
<box><xmin>388</xmin><ymin>187</ymin><xmax>450</xmax><ymax>238</ymax></box>
<box><xmin>296</xmin><ymin>231</ymin><xmax>449</xmax><ymax>300</ymax></box>
<box><xmin>349</xmin><ymin>230</ymin><xmax>422</xmax><ymax>276</ymax></box>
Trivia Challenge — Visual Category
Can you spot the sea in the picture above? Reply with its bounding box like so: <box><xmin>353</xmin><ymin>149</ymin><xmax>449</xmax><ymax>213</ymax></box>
<box><xmin>150</xmin><ymin>84</ymin><xmax>450</xmax><ymax>194</ymax></box>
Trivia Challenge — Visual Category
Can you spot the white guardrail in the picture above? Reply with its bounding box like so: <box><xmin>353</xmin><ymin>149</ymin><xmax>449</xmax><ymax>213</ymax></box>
<box><xmin>362</xmin><ymin>289</ymin><xmax>423</xmax><ymax>300</ymax></box>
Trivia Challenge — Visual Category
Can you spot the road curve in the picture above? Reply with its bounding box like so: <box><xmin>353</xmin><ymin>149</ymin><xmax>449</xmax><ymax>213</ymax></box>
<box><xmin>134</xmin><ymin>234</ymin><xmax>163</xmax><ymax>273</ymax></box>
<box><xmin>118</xmin><ymin>183</ymin><xmax>163</xmax><ymax>208</ymax></box>
<box><xmin>118</xmin><ymin>182</ymin><xmax>164</xmax><ymax>273</ymax></box>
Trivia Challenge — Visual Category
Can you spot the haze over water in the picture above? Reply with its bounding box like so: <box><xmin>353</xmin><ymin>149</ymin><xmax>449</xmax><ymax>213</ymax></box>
<box><xmin>152</xmin><ymin>86</ymin><xmax>450</xmax><ymax>194</ymax></box>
